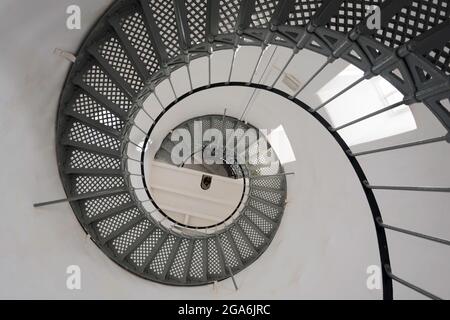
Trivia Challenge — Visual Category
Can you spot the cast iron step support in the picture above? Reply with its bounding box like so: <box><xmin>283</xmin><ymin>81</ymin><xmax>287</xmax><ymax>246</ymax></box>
<box><xmin>400</xmin><ymin>20</ymin><xmax>450</xmax><ymax>130</ymax></box>
<box><xmin>173</xmin><ymin>0</ymin><xmax>192</xmax><ymax>51</ymax></box>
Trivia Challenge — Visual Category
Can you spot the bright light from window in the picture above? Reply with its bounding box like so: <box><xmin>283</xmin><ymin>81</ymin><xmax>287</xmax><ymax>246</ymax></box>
<box><xmin>267</xmin><ymin>125</ymin><xmax>296</xmax><ymax>165</ymax></box>
<box><xmin>317</xmin><ymin>64</ymin><xmax>417</xmax><ymax>147</ymax></box>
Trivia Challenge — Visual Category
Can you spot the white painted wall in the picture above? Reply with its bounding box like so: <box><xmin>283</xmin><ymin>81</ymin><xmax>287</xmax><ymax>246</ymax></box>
<box><xmin>0</xmin><ymin>0</ymin><xmax>448</xmax><ymax>300</ymax></box>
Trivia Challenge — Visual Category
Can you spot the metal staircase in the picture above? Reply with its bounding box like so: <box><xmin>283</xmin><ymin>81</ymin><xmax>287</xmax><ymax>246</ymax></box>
<box><xmin>45</xmin><ymin>0</ymin><xmax>450</xmax><ymax>299</ymax></box>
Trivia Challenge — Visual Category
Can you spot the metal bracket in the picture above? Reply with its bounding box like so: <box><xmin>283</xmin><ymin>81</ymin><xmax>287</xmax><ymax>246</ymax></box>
<box><xmin>54</xmin><ymin>48</ymin><xmax>76</xmax><ymax>63</ymax></box>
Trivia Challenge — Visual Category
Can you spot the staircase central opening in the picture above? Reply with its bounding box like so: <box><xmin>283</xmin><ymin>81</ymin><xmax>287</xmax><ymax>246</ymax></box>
<box><xmin>147</xmin><ymin>115</ymin><xmax>255</xmax><ymax>229</ymax></box>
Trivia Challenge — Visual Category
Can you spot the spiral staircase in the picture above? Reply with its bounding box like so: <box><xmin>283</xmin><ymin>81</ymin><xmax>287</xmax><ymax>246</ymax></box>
<box><xmin>33</xmin><ymin>0</ymin><xmax>450</xmax><ymax>299</ymax></box>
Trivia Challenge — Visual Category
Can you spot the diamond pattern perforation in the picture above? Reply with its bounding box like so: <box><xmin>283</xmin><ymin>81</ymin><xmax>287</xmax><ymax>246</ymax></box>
<box><xmin>201</xmin><ymin>118</ymin><xmax>212</xmax><ymax>132</ymax></box>
<box><xmin>96</xmin><ymin>207</ymin><xmax>141</xmax><ymax>238</ymax></box>
<box><xmin>186</xmin><ymin>0</ymin><xmax>207</xmax><ymax>45</ymax></box>
<box><xmin>287</xmin><ymin>0</ymin><xmax>323</xmax><ymax>26</ymax></box>
<box><xmin>98</xmin><ymin>36</ymin><xmax>145</xmax><ymax>92</ymax></box>
<box><xmin>71</xmin><ymin>93</ymin><xmax>124</xmax><ymax>131</ymax></box>
<box><xmin>129</xmin><ymin>228</ymin><xmax>162</xmax><ymax>267</ymax></box>
<box><xmin>149</xmin><ymin>0</ymin><xmax>180</xmax><ymax>58</ymax></box>
<box><xmin>81</xmin><ymin>65</ymin><xmax>133</xmax><ymax>111</ymax></box>
<box><xmin>67</xmin><ymin>122</ymin><xmax>120</xmax><ymax>151</ymax></box>
<box><xmin>230</xmin><ymin>227</ymin><xmax>254</xmax><ymax>260</ymax></box>
<box><xmin>218</xmin><ymin>0</ymin><xmax>241</xmax><ymax>34</ymax></box>
<box><xmin>239</xmin><ymin>218</ymin><xmax>265</xmax><ymax>249</ymax></box>
<box><xmin>211</xmin><ymin>117</ymin><xmax>224</xmax><ymax>131</ymax></box>
<box><xmin>82</xmin><ymin>193</ymin><xmax>131</xmax><ymax>219</ymax></box>
<box><xmin>249</xmin><ymin>197</ymin><xmax>281</xmax><ymax>220</ymax></box>
<box><xmin>251</xmin><ymin>176</ymin><xmax>284</xmax><ymax>189</ymax></box>
<box><xmin>427</xmin><ymin>42</ymin><xmax>450</xmax><ymax>75</ymax></box>
<box><xmin>120</xmin><ymin>11</ymin><xmax>160</xmax><ymax>74</ymax></box>
<box><xmin>82</xmin><ymin>193</ymin><xmax>131</xmax><ymax>218</ymax></box>
<box><xmin>149</xmin><ymin>235</ymin><xmax>177</xmax><ymax>275</ymax></box>
<box><xmin>250</xmin><ymin>0</ymin><xmax>280</xmax><ymax>28</ymax></box>
<box><xmin>68</xmin><ymin>149</ymin><xmax>120</xmax><ymax>171</ymax></box>
<box><xmin>219</xmin><ymin>234</ymin><xmax>240</xmax><ymax>268</ymax></box>
<box><xmin>244</xmin><ymin>208</ymin><xmax>274</xmax><ymax>235</ymax></box>
<box><xmin>251</xmin><ymin>188</ymin><xmax>284</xmax><ymax>206</ymax></box>
<box><xmin>169</xmin><ymin>239</ymin><xmax>190</xmax><ymax>279</ymax></box>
<box><xmin>328</xmin><ymin>0</ymin><xmax>385</xmax><ymax>33</ymax></box>
<box><xmin>207</xmin><ymin>238</ymin><xmax>222</xmax><ymax>276</ymax></box>
<box><xmin>374</xmin><ymin>0</ymin><xmax>449</xmax><ymax>48</ymax></box>
<box><xmin>188</xmin><ymin>240</ymin><xmax>205</xmax><ymax>280</ymax></box>
<box><xmin>225</xmin><ymin>118</ymin><xmax>235</xmax><ymax>130</ymax></box>
<box><xmin>113</xmin><ymin>219</ymin><xmax>152</xmax><ymax>255</ymax></box>
<box><xmin>74</xmin><ymin>175</ymin><xmax>124</xmax><ymax>195</ymax></box>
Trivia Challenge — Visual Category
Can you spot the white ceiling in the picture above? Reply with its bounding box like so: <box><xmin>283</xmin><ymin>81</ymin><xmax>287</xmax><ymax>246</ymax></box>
<box><xmin>0</xmin><ymin>0</ymin><xmax>449</xmax><ymax>300</ymax></box>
